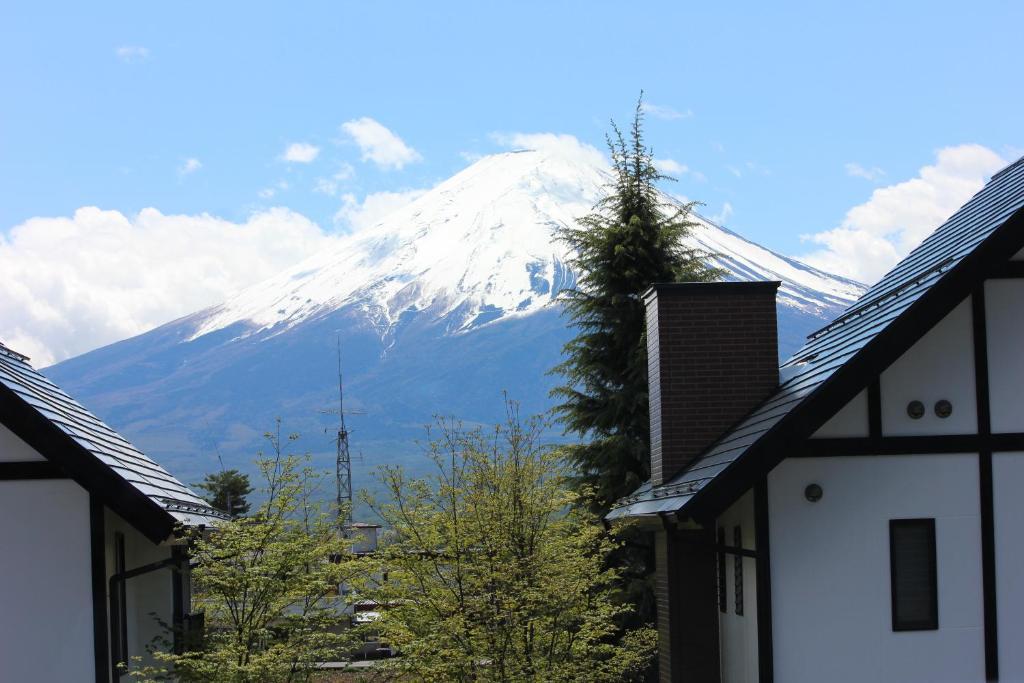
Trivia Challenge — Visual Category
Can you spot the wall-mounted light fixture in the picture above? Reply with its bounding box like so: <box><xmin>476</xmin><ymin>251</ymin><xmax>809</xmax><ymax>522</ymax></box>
<box><xmin>804</xmin><ymin>483</ymin><xmax>823</xmax><ymax>502</ymax></box>
<box><xmin>907</xmin><ymin>400</ymin><xmax>925</xmax><ymax>419</ymax></box>
<box><xmin>935</xmin><ymin>399</ymin><xmax>953</xmax><ymax>419</ymax></box>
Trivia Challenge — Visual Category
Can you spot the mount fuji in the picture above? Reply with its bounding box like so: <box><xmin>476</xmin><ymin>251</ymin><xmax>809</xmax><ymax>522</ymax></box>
<box><xmin>46</xmin><ymin>146</ymin><xmax>865</xmax><ymax>489</ymax></box>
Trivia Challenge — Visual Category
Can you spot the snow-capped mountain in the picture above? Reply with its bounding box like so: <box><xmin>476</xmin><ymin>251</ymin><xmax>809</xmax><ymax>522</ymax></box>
<box><xmin>189</xmin><ymin>149</ymin><xmax>859</xmax><ymax>347</ymax></box>
<box><xmin>46</xmin><ymin>147</ymin><xmax>864</xmax><ymax>491</ymax></box>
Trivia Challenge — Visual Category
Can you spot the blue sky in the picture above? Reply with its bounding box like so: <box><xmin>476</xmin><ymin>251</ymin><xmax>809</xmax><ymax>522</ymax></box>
<box><xmin>2</xmin><ymin>0</ymin><xmax>1023</xmax><ymax>364</ymax></box>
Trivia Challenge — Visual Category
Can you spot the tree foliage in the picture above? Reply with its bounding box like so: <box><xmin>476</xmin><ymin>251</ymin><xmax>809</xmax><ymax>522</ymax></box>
<box><xmin>195</xmin><ymin>468</ymin><xmax>254</xmax><ymax>518</ymax></box>
<box><xmin>358</xmin><ymin>404</ymin><xmax>656</xmax><ymax>682</ymax></box>
<box><xmin>129</xmin><ymin>423</ymin><xmax>359</xmax><ymax>682</ymax></box>
<box><xmin>552</xmin><ymin>95</ymin><xmax>721</xmax><ymax>512</ymax></box>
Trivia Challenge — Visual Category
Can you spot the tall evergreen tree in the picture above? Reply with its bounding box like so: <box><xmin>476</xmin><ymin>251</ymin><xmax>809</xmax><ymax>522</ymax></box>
<box><xmin>195</xmin><ymin>468</ymin><xmax>253</xmax><ymax>518</ymax></box>
<box><xmin>552</xmin><ymin>96</ymin><xmax>721</xmax><ymax>513</ymax></box>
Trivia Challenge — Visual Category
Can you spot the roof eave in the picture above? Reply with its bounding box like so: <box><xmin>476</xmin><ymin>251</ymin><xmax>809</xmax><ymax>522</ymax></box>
<box><xmin>0</xmin><ymin>382</ymin><xmax>179</xmax><ymax>544</ymax></box>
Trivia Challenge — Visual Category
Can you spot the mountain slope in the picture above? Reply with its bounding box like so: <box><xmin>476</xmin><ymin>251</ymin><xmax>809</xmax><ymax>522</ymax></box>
<box><xmin>46</xmin><ymin>148</ymin><xmax>864</xmax><ymax>490</ymax></box>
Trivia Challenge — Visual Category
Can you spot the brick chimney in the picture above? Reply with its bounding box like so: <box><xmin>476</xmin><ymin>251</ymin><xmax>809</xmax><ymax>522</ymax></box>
<box><xmin>646</xmin><ymin>281</ymin><xmax>781</xmax><ymax>486</ymax></box>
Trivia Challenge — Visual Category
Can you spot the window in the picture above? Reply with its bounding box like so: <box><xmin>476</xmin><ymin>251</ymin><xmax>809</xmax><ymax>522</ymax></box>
<box><xmin>717</xmin><ymin>527</ymin><xmax>727</xmax><ymax>613</ymax></box>
<box><xmin>889</xmin><ymin>519</ymin><xmax>938</xmax><ymax>631</ymax></box>
<box><xmin>733</xmin><ymin>526</ymin><xmax>743</xmax><ymax>616</ymax></box>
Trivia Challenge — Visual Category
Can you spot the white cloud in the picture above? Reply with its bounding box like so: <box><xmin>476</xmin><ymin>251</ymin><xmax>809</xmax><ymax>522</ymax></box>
<box><xmin>654</xmin><ymin>158</ymin><xmax>685</xmax><ymax>175</ymax></box>
<box><xmin>800</xmin><ymin>144</ymin><xmax>1006</xmax><ymax>285</ymax></box>
<box><xmin>313</xmin><ymin>163</ymin><xmax>356</xmax><ymax>197</ymax></box>
<box><xmin>727</xmin><ymin>165</ymin><xmax>742</xmax><ymax>178</ymax></box>
<box><xmin>281</xmin><ymin>142</ymin><xmax>320</xmax><ymax>164</ymax></box>
<box><xmin>179</xmin><ymin>158</ymin><xmax>202</xmax><ymax>175</ymax></box>
<box><xmin>710</xmin><ymin>202</ymin><xmax>734</xmax><ymax>225</ymax></box>
<box><xmin>334</xmin><ymin>189</ymin><xmax>428</xmax><ymax>232</ymax></box>
<box><xmin>491</xmin><ymin>132</ymin><xmax>607</xmax><ymax>168</ymax></box>
<box><xmin>115</xmin><ymin>46</ymin><xmax>149</xmax><ymax>62</ymax></box>
<box><xmin>0</xmin><ymin>207</ymin><xmax>336</xmax><ymax>365</ymax></box>
<box><xmin>258</xmin><ymin>187</ymin><xmax>276</xmax><ymax>199</ymax></box>
<box><xmin>341</xmin><ymin>117</ymin><xmax>422</xmax><ymax>170</ymax></box>
<box><xmin>654</xmin><ymin>158</ymin><xmax>706</xmax><ymax>182</ymax></box>
<box><xmin>845</xmin><ymin>162</ymin><xmax>886</xmax><ymax>182</ymax></box>
<box><xmin>640</xmin><ymin>102</ymin><xmax>693</xmax><ymax>120</ymax></box>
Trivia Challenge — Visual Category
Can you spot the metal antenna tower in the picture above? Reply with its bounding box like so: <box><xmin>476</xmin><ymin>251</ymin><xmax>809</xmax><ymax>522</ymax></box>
<box><xmin>334</xmin><ymin>339</ymin><xmax>352</xmax><ymax>530</ymax></box>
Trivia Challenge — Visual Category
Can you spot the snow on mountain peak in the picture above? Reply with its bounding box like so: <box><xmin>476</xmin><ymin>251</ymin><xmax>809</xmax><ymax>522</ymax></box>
<box><xmin>189</xmin><ymin>146</ymin><xmax>864</xmax><ymax>344</ymax></box>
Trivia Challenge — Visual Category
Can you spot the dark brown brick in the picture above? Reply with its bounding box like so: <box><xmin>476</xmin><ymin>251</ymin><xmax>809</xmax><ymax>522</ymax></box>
<box><xmin>646</xmin><ymin>282</ymin><xmax>780</xmax><ymax>486</ymax></box>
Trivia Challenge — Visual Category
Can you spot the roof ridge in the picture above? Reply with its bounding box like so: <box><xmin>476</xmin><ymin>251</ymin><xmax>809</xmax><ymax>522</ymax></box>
<box><xmin>0</xmin><ymin>343</ymin><xmax>30</xmax><ymax>362</ymax></box>
<box><xmin>990</xmin><ymin>154</ymin><xmax>1024</xmax><ymax>182</ymax></box>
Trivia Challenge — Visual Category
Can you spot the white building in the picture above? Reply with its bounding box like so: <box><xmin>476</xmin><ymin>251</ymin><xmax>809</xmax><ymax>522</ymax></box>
<box><xmin>0</xmin><ymin>344</ymin><xmax>225</xmax><ymax>682</ymax></box>
<box><xmin>609</xmin><ymin>155</ymin><xmax>1024</xmax><ymax>682</ymax></box>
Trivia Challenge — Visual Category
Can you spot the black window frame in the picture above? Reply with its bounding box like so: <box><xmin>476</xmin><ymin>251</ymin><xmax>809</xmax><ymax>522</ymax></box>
<box><xmin>889</xmin><ymin>518</ymin><xmax>938</xmax><ymax>632</ymax></box>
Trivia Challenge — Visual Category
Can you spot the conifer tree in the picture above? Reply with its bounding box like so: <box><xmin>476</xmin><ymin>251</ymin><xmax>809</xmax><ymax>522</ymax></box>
<box><xmin>195</xmin><ymin>468</ymin><xmax>253</xmax><ymax>518</ymax></box>
<box><xmin>552</xmin><ymin>96</ymin><xmax>721</xmax><ymax>513</ymax></box>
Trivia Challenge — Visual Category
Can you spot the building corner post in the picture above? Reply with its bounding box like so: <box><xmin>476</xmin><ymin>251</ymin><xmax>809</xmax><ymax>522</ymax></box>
<box><xmin>90</xmin><ymin>494</ymin><xmax>110</xmax><ymax>683</ymax></box>
<box><xmin>754</xmin><ymin>479</ymin><xmax>774</xmax><ymax>683</ymax></box>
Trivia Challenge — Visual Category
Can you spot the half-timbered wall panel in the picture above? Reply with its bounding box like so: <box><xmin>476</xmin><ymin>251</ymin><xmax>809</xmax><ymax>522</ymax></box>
<box><xmin>880</xmin><ymin>300</ymin><xmax>977</xmax><ymax>436</ymax></box>
<box><xmin>984</xmin><ymin>279</ymin><xmax>1024</xmax><ymax>434</ymax></box>
<box><xmin>717</xmin><ymin>491</ymin><xmax>759</xmax><ymax>683</ymax></box>
<box><xmin>0</xmin><ymin>479</ymin><xmax>93</xmax><ymax>681</ymax></box>
<box><xmin>0</xmin><ymin>422</ymin><xmax>46</xmax><ymax>462</ymax></box>
<box><xmin>106</xmin><ymin>510</ymin><xmax>176</xmax><ymax>671</ymax></box>
<box><xmin>812</xmin><ymin>389</ymin><xmax>869</xmax><ymax>438</ymax></box>
<box><xmin>992</xmin><ymin>452</ymin><xmax>1024</xmax><ymax>680</ymax></box>
<box><xmin>768</xmin><ymin>455</ymin><xmax>984</xmax><ymax>683</ymax></box>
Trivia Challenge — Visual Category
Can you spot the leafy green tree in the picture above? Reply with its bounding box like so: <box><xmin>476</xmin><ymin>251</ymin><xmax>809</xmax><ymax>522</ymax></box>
<box><xmin>359</xmin><ymin>404</ymin><xmax>656</xmax><ymax>682</ymax></box>
<box><xmin>195</xmin><ymin>468</ymin><xmax>253</xmax><ymax>518</ymax></box>
<box><xmin>129</xmin><ymin>424</ymin><xmax>359</xmax><ymax>682</ymax></box>
<box><xmin>552</xmin><ymin>95</ymin><xmax>721</xmax><ymax>512</ymax></box>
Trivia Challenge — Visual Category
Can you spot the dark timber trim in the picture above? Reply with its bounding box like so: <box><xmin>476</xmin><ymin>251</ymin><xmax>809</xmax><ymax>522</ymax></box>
<box><xmin>715</xmin><ymin>543</ymin><xmax>757</xmax><ymax>559</ymax></box>
<box><xmin>987</xmin><ymin>260</ymin><xmax>1024</xmax><ymax>279</ymax></box>
<box><xmin>795</xmin><ymin>433</ymin><xmax>1024</xmax><ymax>457</ymax></box>
<box><xmin>868</xmin><ymin>379</ymin><xmax>882</xmax><ymax>438</ymax></box>
<box><xmin>110</xmin><ymin>532</ymin><xmax>127</xmax><ymax>678</ymax></box>
<box><xmin>90</xmin><ymin>495</ymin><xmax>110</xmax><ymax>683</ymax></box>
<box><xmin>973</xmin><ymin>287</ymin><xmax>999</xmax><ymax>681</ymax></box>
<box><xmin>754</xmin><ymin>480</ymin><xmax>773</xmax><ymax>683</ymax></box>
<box><xmin>172</xmin><ymin>546</ymin><xmax>186</xmax><ymax>654</ymax></box>
<box><xmin>0</xmin><ymin>461</ymin><xmax>66</xmax><ymax>479</ymax></box>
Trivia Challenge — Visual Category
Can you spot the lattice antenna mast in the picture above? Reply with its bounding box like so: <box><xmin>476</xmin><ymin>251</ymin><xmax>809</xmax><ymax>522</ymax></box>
<box><xmin>335</xmin><ymin>339</ymin><xmax>352</xmax><ymax>530</ymax></box>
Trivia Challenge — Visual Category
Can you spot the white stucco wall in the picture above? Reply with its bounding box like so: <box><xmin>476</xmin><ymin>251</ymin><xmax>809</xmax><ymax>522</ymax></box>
<box><xmin>812</xmin><ymin>389</ymin><xmax>869</xmax><ymax>438</ymax></box>
<box><xmin>880</xmin><ymin>299</ymin><xmax>977</xmax><ymax>436</ymax></box>
<box><xmin>717</xmin><ymin>491</ymin><xmax>759</xmax><ymax>683</ymax></box>
<box><xmin>768</xmin><ymin>454</ymin><xmax>985</xmax><ymax>683</ymax></box>
<box><xmin>984</xmin><ymin>279</ymin><xmax>1024</xmax><ymax>434</ymax></box>
<box><xmin>0</xmin><ymin>422</ymin><xmax>46</xmax><ymax>461</ymax></box>
<box><xmin>993</xmin><ymin>452</ymin><xmax>1024</xmax><ymax>680</ymax></box>
<box><xmin>0</xmin><ymin>479</ymin><xmax>95</xmax><ymax>682</ymax></box>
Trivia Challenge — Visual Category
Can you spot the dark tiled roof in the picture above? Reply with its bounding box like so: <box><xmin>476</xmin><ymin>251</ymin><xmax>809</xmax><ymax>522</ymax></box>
<box><xmin>609</xmin><ymin>155</ymin><xmax>1024</xmax><ymax>520</ymax></box>
<box><xmin>0</xmin><ymin>344</ymin><xmax>226</xmax><ymax>538</ymax></box>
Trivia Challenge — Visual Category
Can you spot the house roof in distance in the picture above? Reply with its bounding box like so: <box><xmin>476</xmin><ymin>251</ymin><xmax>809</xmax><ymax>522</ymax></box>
<box><xmin>0</xmin><ymin>342</ymin><xmax>226</xmax><ymax>542</ymax></box>
<box><xmin>609</xmin><ymin>154</ymin><xmax>1024</xmax><ymax>522</ymax></box>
